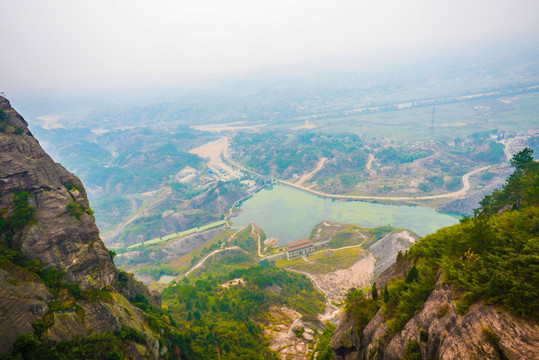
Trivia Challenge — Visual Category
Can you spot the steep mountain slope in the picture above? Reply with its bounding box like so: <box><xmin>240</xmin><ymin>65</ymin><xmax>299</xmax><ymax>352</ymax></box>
<box><xmin>331</xmin><ymin>152</ymin><xmax>539</xmax><ymax>359</ymax></box>
<box><xmin>0</xmin><ymin>96</ymin><xmax>165</xmax><ymax>358</ymax></box>
<box><xmin>0</xmin><ymin>96</ymin><xmax>116</xmax><ymax>289</ymax></box>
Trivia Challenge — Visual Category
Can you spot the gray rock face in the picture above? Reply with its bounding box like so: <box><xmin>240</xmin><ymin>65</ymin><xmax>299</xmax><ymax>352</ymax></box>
<box><xmin>331</xmin><ymin>262</ymin><xmax>539</xmax><ymax>360</ymax></box>
<box><xmin>380</xmin><ymin>282</ymin><xmax>539</xmax><ymax>360</ymax></box>
<box><xmin>0</xmin><ymin>96</ymin><xmax>118</xmax><ymax>290</ymax></box>
<box><xmin>331</xmin><ymin>309</ymin><xmax>363</xmax><ymax>360</ymax></box>
<box><xmin>0</xmin><ymin>265</ymin><xmax>53</xmax><ymax>352</ymax></box>
<box><xmin>369</xmin><ymin>231</ymin><xmax>417</xmax><ymax>276</ymax></box>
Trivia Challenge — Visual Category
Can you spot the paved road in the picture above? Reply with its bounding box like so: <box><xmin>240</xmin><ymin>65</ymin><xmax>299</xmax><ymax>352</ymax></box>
<box><xmin>278</xmin><ymin>164</ymin><xmax>494</xmax><ymax>201</ymax></box>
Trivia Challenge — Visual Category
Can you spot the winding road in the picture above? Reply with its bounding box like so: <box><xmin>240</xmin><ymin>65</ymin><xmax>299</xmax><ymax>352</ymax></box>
<box><xmin>182</xmin><ymin>246</ymin><xmax>250</xmax><ymax>278</ymax></box>
<box><xmin>180</xmin><ymin>225</ymin><xmax>250</xmax><ymax>278</ymax></box>
<box><xmin>278</xmin><ymin>164</ymin><xmax>494</xmax><ymax>201</ymax></box>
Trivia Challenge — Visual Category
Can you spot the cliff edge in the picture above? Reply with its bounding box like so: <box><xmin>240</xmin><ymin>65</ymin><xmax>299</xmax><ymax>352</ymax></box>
<box><xmin>0</xmin><ymin>96</ymin><xmax>117</xmax><ymax>289</ymax></box>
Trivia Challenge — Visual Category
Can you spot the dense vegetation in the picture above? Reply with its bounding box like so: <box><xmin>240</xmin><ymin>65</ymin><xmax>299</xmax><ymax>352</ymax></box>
<box><xmin>232</xmin><ymin>129</ymin><xmax>506</xmax><ymax>198</ymax></box>
<box><xmin>377</xmin><ymin>146</ymin><xmax>430</xmax><ymax>165</ymax></box>
<box><xmin>162</xmin><ymin>266</ymin><xmax>325</xmax><ymax>359</ymax></box>
<box><xmin>308</xmin><ymin>322</ymin><xmax>336</xmax><ymax>360</ymax></box>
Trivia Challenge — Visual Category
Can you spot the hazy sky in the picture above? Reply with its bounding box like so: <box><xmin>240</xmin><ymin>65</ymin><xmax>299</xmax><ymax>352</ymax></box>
<box><xmin>2</xmin><ymin>0</ymin><xmax>539</xmax><ymax>92</ymax></box>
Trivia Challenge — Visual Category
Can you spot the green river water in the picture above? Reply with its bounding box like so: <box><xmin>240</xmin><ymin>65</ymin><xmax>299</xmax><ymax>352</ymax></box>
<box><xmin>231</xmin><ymin>185</ymin><xmax>460</xmax><ymax>246</ymax></box>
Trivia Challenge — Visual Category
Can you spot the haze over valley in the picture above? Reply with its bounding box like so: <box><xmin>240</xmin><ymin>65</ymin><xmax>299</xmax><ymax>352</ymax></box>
<box><xmin>1</xmin><ymin>1</ymin><xmax>538</xmax><ymax>359</ymax></box>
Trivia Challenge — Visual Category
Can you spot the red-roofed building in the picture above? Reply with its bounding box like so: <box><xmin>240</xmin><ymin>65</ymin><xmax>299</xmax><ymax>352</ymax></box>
<box><xmin>285</xmin><ymin>239</ymin><xmax>314</xmax><ymax>260</ymax></box>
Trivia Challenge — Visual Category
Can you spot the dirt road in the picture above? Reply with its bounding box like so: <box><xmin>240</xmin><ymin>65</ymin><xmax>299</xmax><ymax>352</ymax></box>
<box><xmin>182</xmin><ymin>246</ymin><xmax>247</xmax><ymax>278</ymax></box>
<box><xmin>295</xmin><ymin>157</ymin><xmax>328</xmax><ymax>186</ymax></box>
<box><xmin>252</xmin><ymin>224</ymin><xmax>263</xmax><ymax>257</ymax></box>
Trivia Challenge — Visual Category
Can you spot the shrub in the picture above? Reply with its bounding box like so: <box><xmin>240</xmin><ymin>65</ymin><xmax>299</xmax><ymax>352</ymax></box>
<box><xmin>419</xmin><ymin>328</ymin><xmax>428</xmax><ymax>342</ymax></box>
<box><xmin>67</xmin><ymin>202</ymin><xmax>84</xmax><ymax>220</ymax></box>
<box><xmin>403</xmin><ymin>340</ymin><xmax>422</xmax><ymax>360</ymax></box>
<box><xmin>38</xmin><ymin>268</ymin><xmax>65</xmax><ymax>289</ymax></box>
<box><xmin>436</xmin><ymin>304</ymin><xmax>448</xmax><ymax>317</ymax></box>
<box><xmin>66</xmin><ymin>283</ymin><xmax>83</xmax><ymax>299</ymax></box>
<box><xmin>114</xmin><ymin>326</ymin><xmax>146</xmax><ymax>344</ymax></box>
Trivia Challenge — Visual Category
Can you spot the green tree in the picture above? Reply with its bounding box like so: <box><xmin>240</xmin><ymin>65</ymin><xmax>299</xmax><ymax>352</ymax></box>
<box><xmin>404</xmin><ymin>265</ymin><xmax>418</xmax><ymax>284</ymax></box>
<box><xmin>383</xmin><ymin>285</ymin><xmax>389</xmax><ymax>303</ymax></box>
<box><xmin>510</xmin><ymin>147</ymin><xmax>534</xmax><ymax>171</ymax></box>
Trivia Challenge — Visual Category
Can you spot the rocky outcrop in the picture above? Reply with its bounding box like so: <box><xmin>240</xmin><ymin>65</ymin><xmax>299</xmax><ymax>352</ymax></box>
<box><xmin>264</xmin><ymin>306</ymin><xmax>319</xmax><ymax>359</ymax></box>
<box><xmin>331</xmin><ymin>262</ymin><xmax>539</xmax><ymax>360</ymax></box>
<box><xmin>377</xmin><ymin>282</ymin><xmax>539</xmax><ymax>360</ymax></box>
<box><xmin>119</xmin><ymin>271</ymin><xmax>162</xmax><ymax>307</ymax></box>
<box><xmin>44</xmin><ymin>292</ymin><xmax>160</xmax><ymax>358</ymax></box>
<box><xmin>369</xmin><ymin>231</ymin><xmax>417</xmax><ymax>276</ymax></box>
<box><xmin>0</xmin><ymin>96</ymin><xmax>117</xmax><ymax>290</ymax></box>
<box><xmin>331</xmin><ymin>309</ymin><xmax>363</xmax><ymax>360</ymax></box>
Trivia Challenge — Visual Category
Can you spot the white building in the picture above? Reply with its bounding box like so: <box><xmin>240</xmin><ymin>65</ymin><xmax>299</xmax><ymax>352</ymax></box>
<box><xmin>285</xmin><ymin>239</ymin><xmax>315</xmax><ymax>260</ymax></box>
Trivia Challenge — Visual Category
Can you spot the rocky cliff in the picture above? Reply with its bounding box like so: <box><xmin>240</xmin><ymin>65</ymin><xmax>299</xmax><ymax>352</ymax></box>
<box><xmin>331</xmin><ymin>261</ymin><xmax>539</xmax><ymax>359</ymax></box>
<box><xmin>331</xmin><ymin>154</ymin><xmax>539</xmax><ymax>360</ymax></box>
<box><xmin>0</xmin><ymin>96</ymin><xmax>164</xmax><ymax>357</ymax></box>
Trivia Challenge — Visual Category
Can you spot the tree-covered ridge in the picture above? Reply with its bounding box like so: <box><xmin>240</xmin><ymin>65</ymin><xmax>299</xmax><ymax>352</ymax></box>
<box><xmin>162</xmin><ymin>266</ymin><xmax>325</xmax><ymax>360</ymax></box>
<box><xmin>370</xmin><ymin>149</ymin><xmax>538</xmax><ymax>338</ymax></box>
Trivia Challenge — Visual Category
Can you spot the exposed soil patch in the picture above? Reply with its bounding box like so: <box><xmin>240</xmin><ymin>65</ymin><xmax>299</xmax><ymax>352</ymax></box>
<box><xmin>310</xmin><ymin>253</ymin><xmax>376</xmax><ymax>303</ymax></box>
<box><xmin>296</xmin><ymin>157</ymin><xmax>328</xmax><ymax>186</ymax></box>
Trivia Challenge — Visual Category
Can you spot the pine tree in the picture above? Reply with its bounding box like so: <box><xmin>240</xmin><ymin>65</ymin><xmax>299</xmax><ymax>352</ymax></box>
<box><xmin>383</xmin><ymin>285</ymin><xmax>389</xmax><ymax>303</ymax></box>
<box><xmin>405</xmin><ymin>265</ymin><xmax>419</xmax><ymax>284</ymax></box>
<box><xmin>372</xmin><ymin>282</ymin><xmax>378</xmax><ymax>301</ymax></box>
